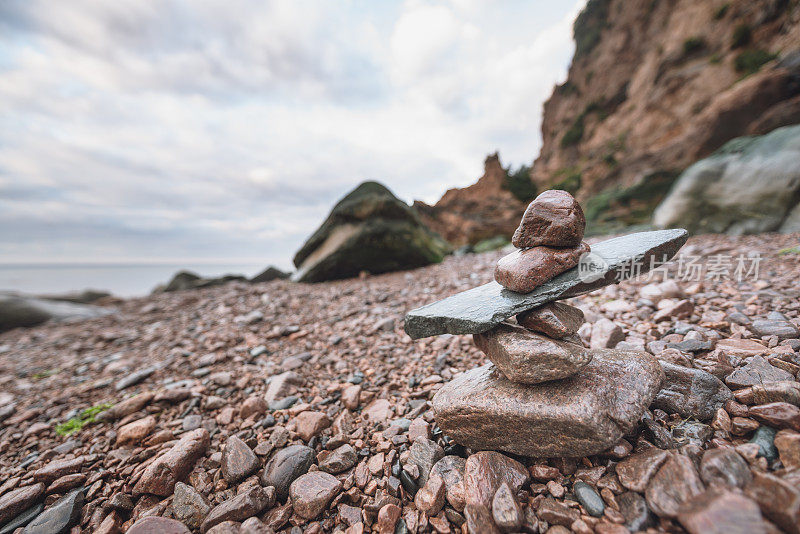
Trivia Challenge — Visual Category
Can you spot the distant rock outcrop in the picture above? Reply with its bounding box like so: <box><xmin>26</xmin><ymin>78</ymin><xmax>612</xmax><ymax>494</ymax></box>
<box><xmin>413</xmin><ymin>153</ymin><xmax>529</xmax><ymax>246</ymax></box>
<box><xmin>0</xmin><ymin>293</ymin><xmax>112</xmax><ymax>333</ymax></box>
<box><xmin>250</xmin><ymin>266</ymin><xmax>290</xmax><ymax>284</ymax></box>
<box><xmin>528</xmin><ymin>0</ymin><xmax>800</xmax><ymax>233</ymax></box>
<box><xmin>654</xmin><ymin>124</ymin><xmax>800</xmax><ymax>234</ymax></box>
<box><xmin>292</xmin><ymin>181</ymin><xmax>451</xmax><ymax>283</ymax></box>
<box><xmin>155</xmin><ymin>271</ymin><xmax>247</xmax><ymax>293</ymax></box>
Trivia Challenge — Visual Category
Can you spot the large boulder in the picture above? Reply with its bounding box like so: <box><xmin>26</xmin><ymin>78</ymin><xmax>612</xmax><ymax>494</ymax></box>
<box><xmin>654</xmin><ymin>125</ymin><xmax>800</xmax><ymax>234</ymax></box>
<box><xmin>292</xmin><ymin>181</ymin><xmax>451</xmax><ymax>282</ymax></box>
<box><xmin>0</xmin><ymin>293</ymin><xmax>112</xmax><ymax>333</ymax></box>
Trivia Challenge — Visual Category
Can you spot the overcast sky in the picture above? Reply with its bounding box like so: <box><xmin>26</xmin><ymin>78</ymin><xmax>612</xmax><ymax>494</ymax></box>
<box><xmin>0</xmin><ymin>0</ymin><xmax>583</xmax><ymax>268</ymax></box>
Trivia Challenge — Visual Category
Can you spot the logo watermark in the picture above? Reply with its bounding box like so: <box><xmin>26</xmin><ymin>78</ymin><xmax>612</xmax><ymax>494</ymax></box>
<box><xmin>577</xmin><ymin>252</ymin><xmax>762</xmax><ymax>283</ymax></box>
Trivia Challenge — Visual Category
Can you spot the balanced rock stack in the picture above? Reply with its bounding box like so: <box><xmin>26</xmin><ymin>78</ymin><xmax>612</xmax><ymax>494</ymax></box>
<box><xmin>405</xmin><ymin>190</ymin><xmax>689</xmax><ymax>458</ymax></box>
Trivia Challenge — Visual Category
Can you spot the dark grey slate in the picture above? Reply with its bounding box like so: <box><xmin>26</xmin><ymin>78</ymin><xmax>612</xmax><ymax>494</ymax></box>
<box><xmin>403</xmin><ymin>229</ymin><xmax>688</xmax><ymax>339</ymax></box>
<box><xmin>23</xmin><ymin>489</ymin><xmax>83</xmax><ymax>534</ymax></box>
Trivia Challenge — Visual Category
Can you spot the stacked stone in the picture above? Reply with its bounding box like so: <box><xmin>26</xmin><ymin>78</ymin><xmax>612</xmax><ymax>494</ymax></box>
<box><xmin>431</xmin><ymin>190</ymin><xmax>668</xmax><ymax>459</ymax></box>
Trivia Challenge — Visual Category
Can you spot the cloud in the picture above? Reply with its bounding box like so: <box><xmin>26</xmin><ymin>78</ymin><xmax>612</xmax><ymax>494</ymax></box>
<box><xmin>0</xmin><ymin>0</ymin><xmax>583</xmax><ymax>270</ymax></box>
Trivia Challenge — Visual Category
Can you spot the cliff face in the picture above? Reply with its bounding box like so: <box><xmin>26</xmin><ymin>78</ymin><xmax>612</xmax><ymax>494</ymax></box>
<box><xmin>413</xmin><ymin>153</ymin><xmax>528</xmax><ymax>246</ymax></box>
<box><xmin>533</xmin><ymin>0</ymin><xmax>800</xmax><ymax>232</ymax></box>
<box><xmin>418</xmin><ymin>0</ymin><xmax>800</xmax><ymax>243</ymax></box>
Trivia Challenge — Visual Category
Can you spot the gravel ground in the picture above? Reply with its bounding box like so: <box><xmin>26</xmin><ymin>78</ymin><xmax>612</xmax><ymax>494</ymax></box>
<box><xmin>1</xmin><ymin>232</ymin><xmax>799</xmax><ymax>533</ymax></box>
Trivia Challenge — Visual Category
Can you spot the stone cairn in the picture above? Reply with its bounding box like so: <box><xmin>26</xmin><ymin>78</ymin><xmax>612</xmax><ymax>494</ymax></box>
<box><xmin>414</xmin><ymin>190</ymin><xmax>676</xmax><ymax>459</ymax></box>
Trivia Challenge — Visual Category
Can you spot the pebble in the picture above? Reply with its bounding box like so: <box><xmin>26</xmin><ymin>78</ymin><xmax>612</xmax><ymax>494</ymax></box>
<box><xmin>645</xmin><ymin>454</ymin><xmax>705</xmax><ymax>518</ymax></box>
<box><xmin>678</xmin><ymin>487</ymin><xmax>768</xmax><ymax>534</ymax></box>
<box><xmin>699</xmin><ymin>448</ymin><xmax>752</xmax><ymax>488</ymax></box>
<box><xmin>590</xmin><ymin>318</ymin><xmax>624</xmax><ymax>349</ymax></box>
<box><xmin>22</xmin><ymin>488</ymin><xmax>83</xmax><ymax>534</ymax></box>
<box><xmin>473</xmin><ymin>322</ymin><xmax>592</xmax><ymax>383</ymax></box>
<box><xmin>749</xmin><ymin>402</ymin><xmax>800</xmax><ymax>431</ymax></box>
<box><xmin>221</xmin><ymin>435</ymin><xmax>259</xmax><ymax>483</ymax></box>
<box><xmin>127</xmin><ymin>516</ymin><xmax>191</xmax><ymax>534</ymax></box>
<box><xmin>407</xmin><ymin>437</ymin><xmax>444</xmax><ymax>487</ymax></box>
<box><xmin>293</xmin><ymin>411</ymin><xmax>331</xmax><ymax>441</ymax></box>
<box><xmin>133</xmin><ymin>428</ymin><xmax>210</xmax><ymax>496</ymax></box>
<box><xmin>289</xmin><ymin>471</ymin><xmax>342</xmax><ymax>520</ymax></box>
<box><xmin>200</xmin><ymin>485</ymin><xmax>274</xmax><ymax>532</ymax></box>
<box><xmin>654</xmin><ymin>362</ymin><xmax>732</xmax><ymax>421</ymax></box>
<box><xmin>516</xmin><ymin>301</ymin><xmax>585</xmax><ymax>339</ymax></box>
<box><xmin>261</xmin><ymin>444</ymin><xmax>315</xmax><ymax>501</ymax></box>
<box><xmin>172</xmin><ymin>482</ymin><xmax>211</xmax><ymax>530</ymax></box>
<box><xmin>319</xmin><ymin>444</ymin><xmax>357</xmax><ymax>474</ymax></box>
<box><xmin>749</xmin><ymin>426</ymin><xmax>779</xmax><ymax>461</ymax></box>
<box><xmin>0</xmin><ymin>484</ymin><xmax>44</xmax><ymax>526</ymax></box>
<box><xmin>573</xmin><ymin>481</ymin><xmax>605</xmax><ymax>517</ymax></box>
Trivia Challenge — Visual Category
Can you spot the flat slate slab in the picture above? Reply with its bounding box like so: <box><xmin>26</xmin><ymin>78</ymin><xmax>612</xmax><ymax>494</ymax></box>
<box><xmin>403</xmin><ymin>229</ymin><xmax>687</xmax><ymax>339</ymax></box>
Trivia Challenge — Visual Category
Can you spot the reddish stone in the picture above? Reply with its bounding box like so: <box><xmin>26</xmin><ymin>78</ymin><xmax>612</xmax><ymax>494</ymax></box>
<box><xmin>494</xmin><ymin>242</ymin><xmax>590</xmax><ymax>294</ymax></box>
<box><xmin>512</xmin><ymin>190</ymin><xmax>585</xmax><ymax>248</ymax></box>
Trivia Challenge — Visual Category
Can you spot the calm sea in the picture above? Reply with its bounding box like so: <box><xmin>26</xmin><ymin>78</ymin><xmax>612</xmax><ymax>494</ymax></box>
<box><xmin>0</xmin><ymin>262</ymin><xmax>274</xmax><ymax>298</ymax></box>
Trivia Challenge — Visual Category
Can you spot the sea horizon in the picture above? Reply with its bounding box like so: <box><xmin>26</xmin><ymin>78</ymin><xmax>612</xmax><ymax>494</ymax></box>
<box><xmin>0</xmin><ymin>260</ymin><xmax>292</xmax><ymax>298</ymax></box>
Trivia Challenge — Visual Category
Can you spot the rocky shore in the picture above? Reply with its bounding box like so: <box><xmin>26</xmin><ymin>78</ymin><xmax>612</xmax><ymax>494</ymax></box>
<box><xmin>1</xmin><ymin>231</ymin><xmax>800</xmax><ymax>533</ymax></box>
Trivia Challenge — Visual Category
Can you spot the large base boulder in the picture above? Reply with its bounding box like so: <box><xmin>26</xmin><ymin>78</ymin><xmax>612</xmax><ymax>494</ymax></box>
<box><xmin>292</xmin><ymin>181</ymin><xmax>451</xmax><ymax>283</ymax></box>
<box><xmin>432</xmin><ymin>349</ymin><xmax>664</xmax><ymax>457</ymax></box>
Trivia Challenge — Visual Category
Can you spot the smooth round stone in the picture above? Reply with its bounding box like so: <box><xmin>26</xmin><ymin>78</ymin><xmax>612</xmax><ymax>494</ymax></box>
<box><xmin>573</xmin><ymin>481</ymin><xmax>605</xmax><ymax>517</ymax></box>
<box><xmin>494</xmin><ymin>242</ymin><xmax>590</xmax><ymax>294</ymax></box>
<box><xmin>261</xmin><ymin>444</ymin><xmax>315</xmax><ymax>501</ymax></box>
<box><xmin>432</xmin><ymin>348</ymin><xmax>664</xmax><ymax>457</ymax></box>
<box><xmin>473</xmin><ymin>323</ymin><xmax>591</xmax><ymax>384</ymax></box>
<box><xmin>512</xmin><ymin>190</ymin><xmax>585</xmax><ymax>248</ymax></box>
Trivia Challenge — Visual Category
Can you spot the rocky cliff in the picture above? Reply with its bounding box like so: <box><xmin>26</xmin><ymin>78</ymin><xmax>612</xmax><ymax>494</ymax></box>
<box><xmin>419</xmin><ymin>0</ymin><xmax>800</xmax><ymax>242</ymax></box>
<box><xmin>413</xmin><ymin>153</ymin><xmax>530</xmax><ymax>246</ymax></box>
<box><xmin>532</xmin><ymin>0</ymin><xmax>800</xmax><ymax>233</ymax></box>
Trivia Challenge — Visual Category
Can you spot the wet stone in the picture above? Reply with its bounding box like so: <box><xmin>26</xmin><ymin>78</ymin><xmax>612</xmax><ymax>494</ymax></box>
<box><xmin>407</xmin><ymin>438</ymin><xmax>444</xmax><ymax>487</ymax></box>
<box><xmin>172</xmin><ymin>482</ymin><xmax>211</xmax><ymax>530</ymax></box>
<box><xmin>133</xmin><ymin>428</ymin><xmax>210</xmax><ymax>496</ymax></box>
<box><xmin>699</xmin><ymin>448</ymin><xmax>752</xmax><ymax>489</ymax></box>
<box><xmin>261</xmin><ymin>444</ymin><xmax>315</xmax><ymax>501</ymax></box>
<box><xmin>472</xmin><ymin>322</ymin><xmax>591</xmax><ymax>384</ymax></box>
<box><xmin>749</xmin><ymin>402</ymin><xmax>800</xmax><ymax>431</ymax></box>
<box><xmin>654</xmin><ymin>362</ymin><xmax>732</xmax><ymax>421</ymax></box>
<box><xmin>725</xmin><ymin>356</ymin><xmax>793</xmax><ymax>389</ymax></box>
<box><xmin>494</xmin><ymin>242</ymin><xmax>590</xmax><ymax>294</ymax></box>
<box><xmin>0</xmin><ymin>503</ymin><xmax>43</xmax><ymax>534</ymax></box>
<box><xmin>431</xmin><ymin>455</ymin><xmax>467</xmax><ymax>511</ymax></box>
<box><xmin>221</xmin><ymin>435</ymin><xmax>259</xmax><ymax>484</ymax></box>
<box><xmin>464</xmin><ymin>504</ymin><xmax>500</xmax><ymax>534</ymax></box>
<box><xmin>749</xmin><ymin>426</ymin><xmax>779</xmax><ymax>461</ymax></box>
<box><xmin>537</xmin><ymin>497</ymin><xmax>579</xmax><ymax>527</ymax></box>
<box><xmin>433</xmin><ymin>349</ymin><xmax>664</xmax><ymax>457</ymax></box>
<box><xmin>491</xmin><ymin>482</ymin><xmax>522</xmax><ymax>531</ymax></box>
<box><xmin>463</xmin><ymin>451</ymin><xmax>529</xmax><ymax>509</ymax></box>
<box><xmin>774</xmin><ymin>429</ymin><xmax>800</xmax><ymax>469</ymax></box>
<box><xmin>0</xmin><ymin>483</ymin><xmax>44</xmax><ymax>525</ymax></box>
<box><xmin>573</xmin><ymin>481</ymin><xmax>605</xmax><ymax>517</ymax></box>
<box><xmin>645</xmin><ymin>454</ymin><xmax>705</xmax><ymax>518</ymax></box>
<box><xmin>617</xmin><ymin>491</ymin><xmax>654</xmax><ymax>532</ymax></box>
<box><xmin>512</xmin><ymin>189</ymin><xmax>585</xmax><ymax>248</ymax></box>
<box><xmin>22</xmin><ymin>488</ymin><xmax>83</xmax><ymax>534</ymax></box>
<box><xmin>750</xmin><ymin>318</ymin><xmax>800</xmax><ymax>339</ymax></box>
<box><xmin>200</xmin><ymin>485</ymin><xmax>273</xmax><ymax>533</ymax></box>
<box><xmin>289</xmin><ymin>471</ymin><xmax>342</xmax><ymax>520</ymax></box>
<box><xmin>319</xmin><ymin>444</ymin><xmax>357</xmax><ymax>474</ymax></box>
<box><xmin>404</xmin><ymin>229</ymin><xmax>689</xmax><ymax>339</ymax></box>
<box><xmin>745</xmin><ymin>471</ymin><xmax>800</xmax><ymax>533</ymax></box>
<box><xmin>678</xmin><ymin>487</ymin><xmax>769</xmax><ymax>534</ymax></box>
<box><xmin>516</xmin><ymin>301</ymin><xmax>585</xmax><ymax>339</ymax></box>
<box><xmin>127</xmin><ymin>517</ymin><xmax>191</xmax><ymax>534</ymax></box>
<box><xmin>672</xmin><ymin>421</ymin><xmax>713</xmax><ymax>447</ymax></box>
